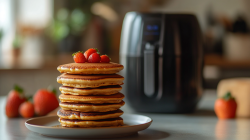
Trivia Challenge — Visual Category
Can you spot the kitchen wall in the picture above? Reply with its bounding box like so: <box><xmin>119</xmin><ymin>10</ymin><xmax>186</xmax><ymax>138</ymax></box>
<box><xmin>0</xmin><ymin>69</ymin><xmax>61</xmax><ymax>96</ymax></box>
<box><xmin>1</xmin><ymin>0</ymin><xmax>250</xmax><ymax>95</ymax></box>
<box><xmin>152</xmin><ymin>0</ymin><xmax>249</xmax><ymax>30</ymax></box>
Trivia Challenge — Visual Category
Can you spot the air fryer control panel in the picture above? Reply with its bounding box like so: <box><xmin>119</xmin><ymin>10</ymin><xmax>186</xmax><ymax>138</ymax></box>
<box><xmin>142</xmin><ymin>17</ymin><xmax>162</xmax><ymax>97</ymax></box>
<box><xmin>142</xmin><ymin>18</ymin><xmax>161</xmax><ymax>43</ymax></box>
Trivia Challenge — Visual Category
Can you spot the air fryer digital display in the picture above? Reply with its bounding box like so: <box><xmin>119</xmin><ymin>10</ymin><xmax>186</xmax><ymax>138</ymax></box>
<box><xmin>143</xmin><ymin>18</ymin><xmax>161</xmax><ymax>42</ymax></box>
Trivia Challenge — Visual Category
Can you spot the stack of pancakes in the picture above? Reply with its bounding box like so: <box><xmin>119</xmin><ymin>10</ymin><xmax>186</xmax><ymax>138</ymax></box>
<box><xmin>56</xmin><ymin>63</ymin><xmax>125</xmax><ymax>128</ymax></box>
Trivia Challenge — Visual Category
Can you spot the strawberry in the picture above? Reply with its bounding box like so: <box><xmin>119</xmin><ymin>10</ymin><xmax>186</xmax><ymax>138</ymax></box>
<box><xmin>72</xmin><ymin>51</ymin><xmax>86</xmax><ymax>63</ymax></box>
<box><xmin>19</xmin><ymin>101</ymin><xmax>34</xmax><ymax>118</ymax></box>
<box><xmin>215</xmin><ymin>92</ymin><xmax>237</xmax><ymax>119</ymax></box>
<box><xmin>84</xmin><ymin>48</ymin><xmax>99</xmax><ymax>60</ymax></box>
<box><xmin>100</xmin><ymin>55</ymin><xmax>111</xmax><ymax>63</ymax></box>
<box><xmin>88</xmin><ymin>52</ymin><xmax>101</xmax><ymax>63</ymax></box>
<box><xmin>5</xmin><ymin>85</ymin><xmax>26</xmax><ymax>118</ymax></box>
<box><xmin>33</xmin><ymin>88</ymin><xmax>59</xmax><ymax>116</ymax></box>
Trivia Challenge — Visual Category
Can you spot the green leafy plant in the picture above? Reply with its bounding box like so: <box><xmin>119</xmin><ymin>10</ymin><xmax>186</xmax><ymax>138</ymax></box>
<box><xmin>0</xmin><ymin>29</ymin><xmax>3</xmax><ymax>41</ymax></box>
<box><xmin>49</xmin><ymin>8</ymin><xmax>89</xmax><ymax>42</ymax></box>
<box><xmin>12</xmin><ymin>34</ymin><xmax>23</xmax><ymax>49</ymax></box>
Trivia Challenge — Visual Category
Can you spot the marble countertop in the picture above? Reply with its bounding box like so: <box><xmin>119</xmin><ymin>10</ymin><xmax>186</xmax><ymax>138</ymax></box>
<box><xmin>0</xmin><ymin>90</ymin><xmax>248</xmax><ymax>140</ymax></box>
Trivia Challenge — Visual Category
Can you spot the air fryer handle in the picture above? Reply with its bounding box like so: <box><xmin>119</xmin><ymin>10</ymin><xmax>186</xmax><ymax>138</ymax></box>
<box><xmin>144</xmin><ymin>43</ymin><xmax>156</xmax><ymax>97</ymax></box>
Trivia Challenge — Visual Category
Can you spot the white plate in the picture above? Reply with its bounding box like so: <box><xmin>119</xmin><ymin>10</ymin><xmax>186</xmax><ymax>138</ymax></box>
<box><xmin>25</xmin><ymin>114</ymin><xmax>153</xmax><ymax>139</ymax></box>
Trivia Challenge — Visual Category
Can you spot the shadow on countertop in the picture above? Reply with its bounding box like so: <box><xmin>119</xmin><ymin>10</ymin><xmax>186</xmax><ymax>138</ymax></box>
<box><xmin>26</xmin><ymin>129</ymin><xmax>170</xmax><ymax>140</ymax></box>
<box><xmin>186</xmin><ymin>109</ymin><xmax>216</xmax><ymax>117</ymax></box>
<box><xmin>118</xmin><ymin>129</ymin><xmax>170</xmax><ymax>140</ymax></box>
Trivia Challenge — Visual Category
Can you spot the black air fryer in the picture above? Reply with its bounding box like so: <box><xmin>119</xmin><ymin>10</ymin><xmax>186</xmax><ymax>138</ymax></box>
<box><xmin>119</xmin><ymin>12</ymin><xmax>203</xmax><ymax>113</ymax></box>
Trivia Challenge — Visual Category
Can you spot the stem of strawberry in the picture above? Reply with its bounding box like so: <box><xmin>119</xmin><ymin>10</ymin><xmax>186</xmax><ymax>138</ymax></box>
<box><xmin>72</xmin><ymin>51</ymin><xmax>83</xmax><ymax>56</ymax></box>
<box><xmin>222</xmin><ymin>91</ymin><xmax>235</xmax><ymax>101</ymax></box>
<box><xmin>47</xmin><ymin>85</ymin><xmax>57</xmax><ymax>95</ymax></box>
<box><xmin>26</xmin><ymin>95</ymin><xmax>33</xmax><ymax>102</ymax></box>
<box><xmin>14</xmin><ymin>84</ymin><xmax>23</xmax><ymax>94</ymax></box>
<box><xmin>94</xmin><ymin>48</ymin><xmax>100</xmax><ymax>53</ymax></box>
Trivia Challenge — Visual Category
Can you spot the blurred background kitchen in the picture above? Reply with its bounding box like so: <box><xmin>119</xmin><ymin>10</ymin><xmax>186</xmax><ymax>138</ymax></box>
<box><xmin>1</xmin><ymin>0</ymin><xmax>250</xmax><ymax>96</ymax></box>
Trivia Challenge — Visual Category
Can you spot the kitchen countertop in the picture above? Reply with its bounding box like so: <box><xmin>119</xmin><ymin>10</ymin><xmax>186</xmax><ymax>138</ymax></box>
<box><xmin>0</xmin><ymin>90</ymin><xmax>248</xmax><ymax>140</ymax></box>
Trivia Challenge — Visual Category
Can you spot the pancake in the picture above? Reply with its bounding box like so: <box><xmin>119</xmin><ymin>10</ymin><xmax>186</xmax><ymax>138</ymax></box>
<box><xmin>57</xmin><ymin>109</ymin><xmax>123</xmax><ymax>120</ymax></box>
<box><xmin>59</xmin><ymin>85</ymin><xmax>122</xmax><ymax>95</ymax></box>
<box><xmin>57</xmin><ymin>73</ymin><xmax>124</xmax><ymax>88</ymax></box>
<box><xmin>59</xmin><ymin>117</ymin><xmax>123</xmax><ymax>128</ymax></box>
<box><xmin>59</xmin><ymin>93</ymin><xmax>124</xmax><ymax>104</ymax></box>
<box><xmin>59</xmin><ymin>101</ymin><xmax>125</xmax><ymax>112</ymax></box>
<box><xmin>57</xmin><ymin>62</ymin><xmax>124</xmax><ymax>75</ymax></box>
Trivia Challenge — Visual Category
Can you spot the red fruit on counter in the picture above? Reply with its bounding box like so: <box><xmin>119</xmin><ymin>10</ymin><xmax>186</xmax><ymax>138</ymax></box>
<box><xmin>5</xmin><ymin>85</ymin><xmax>26</xmax><ymax>118</ymax></box>
<box><xmin>100</xmin><ymin>55</ymin><xmax>111</xmax><ymax>63</ymax></box>
<box><xmin>214</xmin><ymin>92</ymin><xmax>237</xmax><ymax>119</ymax></box>
<box><xmin>84</xmin><ymin>48</ymin><xmax>99</xmax><ymax>60</ymax></box>
<box><xmin>88</xmin><ymin>52</ymin><xmax>101</xmax><ymax>63</ymax></box>
<box><xmin>72</xmin><ymin>51</ymin><xmax>86</xmax><ymax>63</ymax></box>
<box><xmin>33</xmin><ymin>89</ymin><xmax>59</xmax><ymax>116</ymax></box>
<box><xmin>19</xmin><ymin>101</ymin><xmax>34</xmax><ymax>118</ymax></box>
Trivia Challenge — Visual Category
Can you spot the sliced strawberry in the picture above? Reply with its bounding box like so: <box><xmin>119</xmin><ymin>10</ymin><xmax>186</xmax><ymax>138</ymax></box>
<box><xmin>72</xmin><ymin>51</ymin><xmax>86</xmax><ymax>63</ymax></box>
<box><xmin>100</xmin><ymin>55</ymin><xmax>111</xmax><ymax>63</ymax></box>
<box><xmin>88</xmin><ymin>52</ymin><xmax>101</xmax><ymax>63</ymax></box>
<box><xmin>84</xmin><ymin>48</ymin><xmax>99</xmax><ymax>60</ymax></box>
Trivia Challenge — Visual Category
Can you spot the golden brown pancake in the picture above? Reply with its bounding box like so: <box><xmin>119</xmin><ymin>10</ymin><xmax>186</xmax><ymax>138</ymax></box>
<box><xmin>57</xmin><ymin>62</ymin><xmax>124</xmax><ymax>75</ymax></box>
<box><xmin>59</xmin><ymin>101</ymin><xmax>125</xmax><ymax>112</ymax></box>
<box><xmin>57</xmin><ymin>74</ymin><xmax>124</xmax><ymax>88</ymax></box>
<box><xmin>59</xmin><ymin>93</ymin><xmax>124</xmax><ymax>104</ymax></box>
<box><xmin>59</xmin><ymin>85</ymin><xmax>122</xmax><ymax>95</ymax></box>
<box><xmin>57</xmin><ymin>109</ymin><xmax>123</xmax><ymax>120</ymax></box>
<box><xmin>59</xmin><ymin>117</ymin><xmax>123</xmax><ymax>128</ymax></box>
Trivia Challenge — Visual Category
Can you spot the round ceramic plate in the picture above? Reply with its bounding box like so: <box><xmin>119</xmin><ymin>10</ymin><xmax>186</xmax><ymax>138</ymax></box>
<box><xmin>25</xmin><ymin>114</ymin><xmax>153</xmax><ymax>139</ymax></box>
